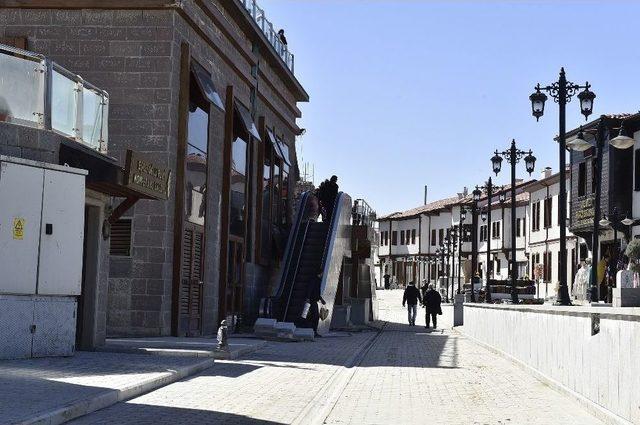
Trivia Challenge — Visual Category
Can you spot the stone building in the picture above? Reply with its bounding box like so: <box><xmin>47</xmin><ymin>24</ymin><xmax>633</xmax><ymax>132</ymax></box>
<box><xmin>0</xmin><ymin>0</ymin><xmax>308</xmax><ymax>340</ymax></box>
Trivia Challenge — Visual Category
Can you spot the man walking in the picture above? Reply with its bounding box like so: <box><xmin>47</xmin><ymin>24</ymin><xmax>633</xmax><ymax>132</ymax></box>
<box><xmin>402</xmin><ymin>281</ymin><xmax>421</xmax><ymax>326</ymax></box>
<box><xmin>423</xmin><ymin>283</ymin><xmax>442</xmax><ymax>329</ymax></box>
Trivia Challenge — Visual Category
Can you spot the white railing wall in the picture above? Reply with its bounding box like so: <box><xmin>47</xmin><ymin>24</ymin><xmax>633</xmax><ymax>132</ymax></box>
<box><xmin>236</xmin><ymin>0</ymin><xmax>295</xmax><ymax>73</ymax></box>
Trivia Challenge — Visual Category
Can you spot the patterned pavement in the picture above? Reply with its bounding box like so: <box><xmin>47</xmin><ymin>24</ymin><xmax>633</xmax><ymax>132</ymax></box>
<box><xmin>69</xmin><ymin>290</ymin><xmax>603</xmax><ymax>425</ymax></box>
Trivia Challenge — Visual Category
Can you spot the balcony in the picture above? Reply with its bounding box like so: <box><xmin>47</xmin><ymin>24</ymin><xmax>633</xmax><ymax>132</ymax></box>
<box><xmin>237</xmin><ymin>0</ymin><xmax>295</xmax><ymax>73</ymax></box>
<box><xmin>0</xmin><ymin>43</ymin><xmax>109</xmax><ymax>154</ymax></box>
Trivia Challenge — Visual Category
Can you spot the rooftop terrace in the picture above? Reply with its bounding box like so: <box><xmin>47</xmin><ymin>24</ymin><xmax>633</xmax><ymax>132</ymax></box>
<box><xmin>237</xmin><ymin>0</ymin><xmax>295</xmax><ymax>73</ymax></box>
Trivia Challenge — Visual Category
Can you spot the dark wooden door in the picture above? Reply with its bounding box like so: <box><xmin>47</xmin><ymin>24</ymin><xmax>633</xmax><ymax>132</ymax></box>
<box><xmin>180</xmin><ymin>224</ymin><xmax>204</xmax><ymax>336</ymax></box>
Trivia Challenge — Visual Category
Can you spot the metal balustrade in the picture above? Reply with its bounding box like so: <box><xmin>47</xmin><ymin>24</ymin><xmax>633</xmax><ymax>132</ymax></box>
<box><xmin>0</xmin><ymin>43</ymin><xmax>109</xmax><ymax>154</ymax></box>
<box><xmin>353</xmin><ymin>198</ymin><xmax>377</xmax><ymax>227</ymax></box>
<box><xmin>237</xmin><ymin>0</ymin><xmax>295</xmax><ymax>73</ymax></box>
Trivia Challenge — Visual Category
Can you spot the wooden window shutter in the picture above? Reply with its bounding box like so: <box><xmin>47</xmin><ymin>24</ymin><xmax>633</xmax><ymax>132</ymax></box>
<box><xmin>110</xmin><ymin>219</ymin><xmax>132</xmax><ymax>256</ymax></box>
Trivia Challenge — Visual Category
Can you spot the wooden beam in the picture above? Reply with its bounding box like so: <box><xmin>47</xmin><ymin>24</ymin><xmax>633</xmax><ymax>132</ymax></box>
<box><xmin>108</xmin><ymin>196</ymin><xmax>139</xmax><ymax>225</ymax></box>
<box><xmin>171</xmin><ymin>42</ymin><xmax>190</xmax><ymax>337</ymax></box>
<box><xmin>218</xmin><ymin>85</ymin><xmax>235</xmax><ymax>323</ymax></box>
<box><xmin>0</xmin><ymin>0</ymin><xmax>172</xmax><ymax>8</ymax></box>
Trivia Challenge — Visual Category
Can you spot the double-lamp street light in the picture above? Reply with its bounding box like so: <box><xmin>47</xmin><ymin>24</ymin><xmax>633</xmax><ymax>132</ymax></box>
<box><xmin>491</xmin><ymin>141</ymin><xmax>536</xmax><ymax>303</ymax></box>
<box><xmin>530</xmin><ymin>68</ymin><xmax>596</xmax><ymax>305</ymax></box>
<box><xmin>458</xmin><ymin>207</ymin><xmax>468</xmax><ymax>296</ymax></box>
<box><xmin>472</xmin><ymin>178</ymin><xmax>506</xmax><ymax>302</ymax></box>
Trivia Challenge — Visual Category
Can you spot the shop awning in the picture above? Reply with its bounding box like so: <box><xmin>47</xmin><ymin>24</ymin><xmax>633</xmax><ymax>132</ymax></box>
<box><xmin>235</xmin><ymin>102</ymin><xmax>261</xmax><ymax>141</ymax></box>
<box><xmin>267</xmin><ymin>129</ymin><xmax>283</xmax><ymax>160</ymax></box>
<box><xmin>276</xmin><ymin>137</ymin><xmax>291</xmax><ymax>166</ymax></box>
<box><xmin>59</xmin><ymin>143</ymin><xmax>169</xmax><ymax>201</ymax></box>
<box><xmin>192</xmin><ymin>61</ymin><xmax>224</xmax><ymax>111</ymax></box>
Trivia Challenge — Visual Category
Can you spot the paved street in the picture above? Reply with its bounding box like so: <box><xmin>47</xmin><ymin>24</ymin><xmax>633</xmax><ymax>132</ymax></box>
<box><xmin>71</xmin><ymin>291</ymin><xmax>603</xmax><ymax>424</ymax></box>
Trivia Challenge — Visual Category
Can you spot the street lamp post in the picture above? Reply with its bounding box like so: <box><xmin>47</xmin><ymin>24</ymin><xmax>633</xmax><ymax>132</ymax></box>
<box><xmin>491</xmin><ymin>140</ymin><xmax>536</xmax><ymax>303</ymax></box>
<box><xmin>450</xmin><ymin>227</ymin><xmax>459</xmax><ymax>297</ymax></box>
<box><xmin>458</xmin><ymin>208</ymin><xmax>467</xmax><ymax>294</ymax></box>
<box><xmin>436</xmin><ymin>246</ymin><xmax>446</xmax><ymax>300</ymax></box>
<box><xmin>476</xmin><ymin>178</ymin><xmax>501</xmax><ymax>302</ymax></box>
<box><xmin>470</xmin><ymin>192</ymin><xmax>480</xmax><ymax>303</ymax></box>
<box><xmin>530</xmin><ymin>68</ymin><xmax>596</xmax><ymax>306</ymax></box>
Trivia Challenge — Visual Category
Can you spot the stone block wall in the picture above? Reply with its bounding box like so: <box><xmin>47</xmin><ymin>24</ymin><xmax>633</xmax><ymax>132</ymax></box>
<box><xmin>0</xmin><ymin>0</ymin><xmax>306</xmax><ymax>336</ymax></box>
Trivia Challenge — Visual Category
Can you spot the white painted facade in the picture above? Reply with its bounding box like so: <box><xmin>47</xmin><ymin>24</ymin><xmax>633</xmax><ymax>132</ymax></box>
<box><xmin>376</xmin><ymin>173</ymin><xmax>585</xmax><ymax>299</ymax></box>
<box><xmin>524</xmin><ymin>170</ymin><xmax>578</xmax><ymax>295</ymax></box>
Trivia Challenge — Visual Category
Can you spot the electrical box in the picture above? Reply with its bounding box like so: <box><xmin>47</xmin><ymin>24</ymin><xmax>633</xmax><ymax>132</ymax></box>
<box><xmin>0</xmin><ymin>157</ymin><xmax>86</xmax><ymax>296</ymax></box>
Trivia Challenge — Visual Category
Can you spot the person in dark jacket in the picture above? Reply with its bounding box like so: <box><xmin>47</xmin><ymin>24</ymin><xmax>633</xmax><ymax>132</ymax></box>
<box><xmin>422</xmin><ymin>283</ymin><xmax>442</xmax><ymax>329</ymax></box>
<box><xmin>306</xmin><ymin>273</ymin><xmax>326</xmax><ymax>337</ymax></box>
<box><xmin>318</xmin><ymin>176</ymin><xmax>339</xmax><ymax>222</ymax></box>
<box><xmin>402</xmin><ymin>281</ymin><xmax>421</xmax><ymax>326</ymax></box>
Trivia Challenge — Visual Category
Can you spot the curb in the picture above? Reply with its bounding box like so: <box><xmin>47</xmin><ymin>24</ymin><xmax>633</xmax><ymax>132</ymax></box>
<box><xmin>453</xmin><ymin>328</ymin><xmax>632</xmax><ymax>425</ymax></box>
<box><xmin>21</xmin><ymin>358</ymin><xmax>214</xmax><ymax>425</ymax></box>
<box><xmin>216</xmin><ymin>340</ymin><xmax>268</xmax><ymax>360</ymax></box>
<box><xmin>291</xmin><ymin>324</ymin><xmax>385</xmax><ymax>425</ymax></box>
<box><xmin>95</xmin><ymin>340</ymin><xmax>267</xmax><ymax>361</ymax></box>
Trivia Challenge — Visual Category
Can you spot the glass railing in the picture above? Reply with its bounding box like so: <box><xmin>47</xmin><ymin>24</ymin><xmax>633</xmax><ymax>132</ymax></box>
<box><xmin>0</xmin><ymin>43</ymin><xmax>108</xmax><ymax>153</ymax></box>
<box><xmin>236</xmin><ymin>0</ymin><xmax>295</xmax><ymax>73</ymax></box>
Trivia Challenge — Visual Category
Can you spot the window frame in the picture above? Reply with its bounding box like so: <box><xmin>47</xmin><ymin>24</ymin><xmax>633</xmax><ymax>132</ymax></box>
<box><xmin>578</xmin><ymin>162</ymin><xmax>587</xmax><ymax>197</ymax></box>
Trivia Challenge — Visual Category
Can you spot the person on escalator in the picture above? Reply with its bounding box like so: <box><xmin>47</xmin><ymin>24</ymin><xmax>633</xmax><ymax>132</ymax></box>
<box><xmin>318</xmin><ymin>175</ymin><xmax>339</xmax><ymax>222</ymax></box>
<box><xmin>306</xmin><ymin>272</ymin><xmax>326</xmax><ymax>337</ymax></box>
<box><xmin>308</xmin><ymin>190</ymin><xmax>320</xmax><ymax>222</ymax></box>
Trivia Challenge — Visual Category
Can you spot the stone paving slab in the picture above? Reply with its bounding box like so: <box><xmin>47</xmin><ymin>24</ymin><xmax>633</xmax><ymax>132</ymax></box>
<box><xmin>0</xmin><ymin>351</ymin><xmax>213</xmax><ymax>425</ymax></box>
<box><xmin>70</xmin><ymin>331</ymin><xmax>379</xmax><ymax>425</ymax></box>
<box><xmin>322</xmin><ymin>290</ymin><xmax>604</xmax><ymax>425</ymax></box>
<box><xmin>98</xmin><ymin>336</ymin><xmax>267</xmax><ymax>360</ymax></box>
<box><xmin>59</xmin><ymin>290</ymin><xmax>604</xmax><ymax>425</ymax></box>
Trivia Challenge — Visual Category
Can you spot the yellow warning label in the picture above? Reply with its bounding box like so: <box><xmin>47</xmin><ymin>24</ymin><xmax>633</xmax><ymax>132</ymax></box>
<box><xmin>13</xmin><ymin>218</ymin><xmax>25</xmax><ymax>240</ymax></box>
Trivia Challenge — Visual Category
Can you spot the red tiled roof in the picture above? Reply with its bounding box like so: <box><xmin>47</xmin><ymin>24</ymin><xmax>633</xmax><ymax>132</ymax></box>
<box><xmin>379</xmin><ymin>195</ymin><xmax>462</xmax><ymax>220</ymax></box>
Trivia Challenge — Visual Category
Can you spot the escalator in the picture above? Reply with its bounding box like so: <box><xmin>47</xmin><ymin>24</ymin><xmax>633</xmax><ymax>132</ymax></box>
<box><xmin>264</xmin><ymin>190</ymin><xmax>352</xmax><ymax>334</ymax></box>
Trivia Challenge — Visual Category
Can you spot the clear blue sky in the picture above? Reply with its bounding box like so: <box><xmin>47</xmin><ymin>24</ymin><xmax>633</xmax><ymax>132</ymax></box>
<box><xmin>264</xmin><ymin>0</ymin><xmax>640</xmax><ymax>216</ymax></box>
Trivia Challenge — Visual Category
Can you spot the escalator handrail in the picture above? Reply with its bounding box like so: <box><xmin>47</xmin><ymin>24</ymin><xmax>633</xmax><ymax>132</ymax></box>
<box><xmin>273</xmin><ymin>191</ymin><xmax>311</xmax><ymax>300</ymax></box>
<box><xmin>282</xmin><ymin>220</ymin><xmax>311</xmax><ymax>321</ymax></box>
<box><xmin>319</xmin><ymin>192</ymin><xmax>345</xmax><ymax>294</ymax></box>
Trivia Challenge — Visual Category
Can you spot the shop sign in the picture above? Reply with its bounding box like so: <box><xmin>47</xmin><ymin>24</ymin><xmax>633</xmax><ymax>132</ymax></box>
<box><xmin>573</xmin><ymin>195</ymin><xmax>595</xmax><ymax>229</ymax></box>
<box><xmin>124</xmin><ymin>150</ymin><xmax>171</xmax><ymax>200</ymax></box>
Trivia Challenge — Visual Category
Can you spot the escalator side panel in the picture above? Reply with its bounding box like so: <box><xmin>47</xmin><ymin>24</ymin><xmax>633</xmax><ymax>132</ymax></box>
<box><xmin>317</xmin><ymin>192</ymin><xmax>353</xmax><ymax>335</ymax></box>
<box><xmin>271</xmin><ymin>192</ymin><xmax>311</xmax><ymax>300</ymax></box>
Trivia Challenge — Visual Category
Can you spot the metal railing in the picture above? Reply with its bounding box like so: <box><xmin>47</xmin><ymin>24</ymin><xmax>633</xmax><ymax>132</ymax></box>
<box><xmin>0</xmin><ymin>43</ymin><xmax>109</xmax><ymax>154</ymax></box>
<box><xmin>353</xmin><ymin>198</ymin><xmax>377</xmax><ymax>227</ymax></box>
<box><xmin>236</xmin><ymin>0</ymin><xmax>295</xmax><ymax>73</ymax></box>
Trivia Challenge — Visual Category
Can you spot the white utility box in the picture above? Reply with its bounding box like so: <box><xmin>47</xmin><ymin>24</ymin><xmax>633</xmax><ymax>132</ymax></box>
<box><xmin>0</xmin><ymin>156</ymin><xmax>86</xmax><ymax>359</ymax></box>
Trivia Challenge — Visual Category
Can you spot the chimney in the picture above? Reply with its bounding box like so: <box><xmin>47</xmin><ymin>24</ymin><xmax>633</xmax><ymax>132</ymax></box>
<box><xmin>424</xmin><ymin>185</ymin><xmax>428</xmax><ymax>205</ymax></box>
<box><xmin>541</xmin><ymin>167</ymin><xmax>552</xmax><ymax>179</ymax></box>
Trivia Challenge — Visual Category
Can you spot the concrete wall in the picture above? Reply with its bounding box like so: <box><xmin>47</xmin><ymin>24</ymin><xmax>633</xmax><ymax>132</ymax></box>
<box><xmin>463</xmin><ymin>303</ymin><xmax>640</xmax><ymax>424</ymax></box>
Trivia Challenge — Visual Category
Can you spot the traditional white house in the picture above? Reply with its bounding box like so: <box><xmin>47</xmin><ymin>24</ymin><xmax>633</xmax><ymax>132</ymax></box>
<box><xmin>522</xmin><ymin>167</ymin><xmax>578</xmax><ymax>298</ymax></box>
<box><xmin>476</xmin><ymin>191</ymin><xmax>529</xmax><ymax>281</ymax></box>
<box><xmin>378</xmin><ymin>194</ymin><xmax>462</xmax><ymax>290</ymax></box>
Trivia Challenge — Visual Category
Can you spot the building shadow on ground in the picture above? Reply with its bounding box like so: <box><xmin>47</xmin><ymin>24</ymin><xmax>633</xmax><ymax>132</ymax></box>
<box><xmin>69</xmin><ymin>403</ymin><xmax>286</xmax><ymax>425</ymax></box>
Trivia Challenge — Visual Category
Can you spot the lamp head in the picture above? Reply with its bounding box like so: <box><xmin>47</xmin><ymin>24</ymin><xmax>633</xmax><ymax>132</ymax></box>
<box><xmin>577</xmin><ymin>85</ymin><xmax>596</xmax><ymax>120</ymax></box>
<box><xmin>529</xmin><ymin>88</ymin><xmax>547</xmax><ymax>121</ymax></box>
